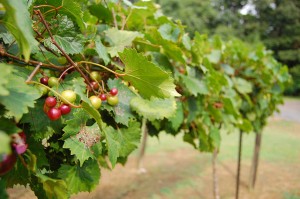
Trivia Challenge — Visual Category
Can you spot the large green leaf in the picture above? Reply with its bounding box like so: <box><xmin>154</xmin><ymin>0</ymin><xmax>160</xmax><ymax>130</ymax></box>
<box><xmin>207</xmin><ymin>50</ymin><xmax>221</xmax><ymax>64</ymax></box>
<box><xmin>130</xmin><ymin>97</ymin><xmax>177</xmax><ymax>121</ymax></box>
<box><xmin>62</xmin><ymin>108</ymin><xmax>90</xmax><ymax>139</ymax></box>
<box><xmin>58</xmin><ymin>159</ymin><xmax>100</xmax><ymax>195</ymax></box>
<box><xmin>209</xmin><ymin>126</ymin><xmax>221</xmax><ymax>149</ymax></box>
<box><xmin>119</xmin><ymin>48</ymin><xmax>180</xmax><ymax>99</ymax></box>
<box><xmin>88</xmin><ymin>3</ymin><xmax>112</xmax><ymax>22</ymax></box>
<box><xmin>44</xmin><ymin>35</ymin><xmax>83</xmax><ymax>55</ymax></box>
<box><xmin>63</xmin><ymin>138</ymin><xmax>94</xmax><ymax>166</ymax></box>
<box><xmin>36</xmin><ymin>172</ymin><xmax>69</xmax><ymax>199</ymax></box>
<box><xmin>180</xmin><ymin>74</ymin><xmax>209</xmax><ymax>96</ymax></box>
<box><xmin>104</xmin><ymin>121</ymin><xmax>140</xmax><ymax>167</ymax></box>
<box><xmin>107</xmin><ymin>78</ymin><xmax>136</xmax><ymax>126</ymax></box>
<box><xmin>63</xmin><ymin>123</ymin><xmax>100</xmax><ymax>166</ymax></box>
<box><xmin>0</xmin><ymin>179</ymin><xmax>8</xmax><ymax>199</ymax></box>
<box><xmin>145</xmin><ymin>29</ymin><xmax>185</xmax><ymax>64</ymax></box>
<box><xmin>61</xmin><ymin>0</ymin><xmax>86</xmax><ymax>31</ymax></box>
<box><xmin>0</xmin><ymin>64</ymin><xmax>40</xmax><ymax>121</ymax></box>
<box><xmin>105</xmin><ymin>28</ymin><xmax>143</xmax><ymax>57</ymax></box>
<box><xmin>168</xmin><ymin>101</ymin><xmax>184</xmax><ymax>131</ymax></box>
<box><xmin>0</xmin><ymin>65</ymin><xmax>12</xmax><ymax>96</ymax></box>
<box><xmin>0</xmin><ymin>117</ymin><xmax>21</xmax><ymax>135</ymax></box>
<box><xmin>95</xmin><ymin>37</ymin><xmax>110</xmax><ymax>65</ymax></box>
<box><xmin>0</xmin><ymin>131</ymin><xmax>11</xmax><ymax>155</ymax></box>
<box><xmin>104</xmin><ymin>126</ymin><xmax>120</xmax><ymax>168</ymax></box>
<box><xmin>1</xmin><ymin>0</ymin><xmax>37</xmax><ymax>61</ymax></box>
<box><xmin>233</xmin><ymin>77</ymin><xmax>253</xmax><ymax>94</ymax></box>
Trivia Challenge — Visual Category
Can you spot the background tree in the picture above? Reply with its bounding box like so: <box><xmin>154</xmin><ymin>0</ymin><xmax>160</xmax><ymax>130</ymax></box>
<box><xmin>251</xmin><ymin>0</ymin><xmax>300</xmax><ymax>94</ymax></box>
<box><xmin>156</xmin><ymin>0</ymin><xmax>299</xmax><ymax>94</ymax></box>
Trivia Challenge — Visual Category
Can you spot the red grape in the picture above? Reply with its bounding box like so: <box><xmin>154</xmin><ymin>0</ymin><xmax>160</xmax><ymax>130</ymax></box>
<box><xmin>99</xmin><ymin>93</ymin><xmax>107</xmax><ymax>101</ymax></box>
<box><xmin>47</xmin><ymin>108</ymin><xmax>61</xmax><ymax>121</ymax></box>
<box><xmin>45</xmin><ymin>97</ymin><xmax>57</xmax><ymax>108</ymax></box>
<box><xmin>110</xmin><ymin>88</ymin><xmax>118</xmax><ymax>96</ymax></box>
<box><xmin>40</xmin><ymin>76</ymin><xmax>49</xmax><ymax>85</ymax></box>
<box><xmin>59</xmin><ymin>104</ymin><xmax>71</xmax><ymax>115</ymax></box>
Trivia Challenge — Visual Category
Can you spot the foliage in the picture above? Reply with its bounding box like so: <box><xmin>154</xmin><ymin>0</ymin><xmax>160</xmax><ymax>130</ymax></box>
<box><xmin>156</xmin><ymin>0</ymin><xmax>300</xmax><ymax>94</ymax></box>
<box><xmin>0</xmin><ymin>0</ymin><xmax>290</xmax><ymax>198</ymax></box>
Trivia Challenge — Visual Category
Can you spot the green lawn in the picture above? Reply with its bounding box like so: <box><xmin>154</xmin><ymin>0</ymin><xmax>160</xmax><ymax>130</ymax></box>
<box><xmin>144</xmin><ymin>120</ymin><xmax>300</xmax><ymax>164</ymax></box>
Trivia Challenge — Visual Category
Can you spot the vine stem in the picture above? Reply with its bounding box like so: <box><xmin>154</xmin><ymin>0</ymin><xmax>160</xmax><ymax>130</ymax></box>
<box><xmin>27</xmin><ymin>81</ymin><xmax>82</xmax><ymax>108</ymax></box>
<box><xmin>26</xmin><ymin>62</ymin><xmax>42</xmax><ymax>83</ymax></box>
<box><xmin>34</xmin><ymin>10</ymin><xmax>93</xmax><ymax>90</ymax></box>
<box><xmin>212</xmin><ymin>148</ymin><xmax>220</xmax><ymax>199</ymax></box>
<box><xmin>18</xmin><ymin>154</ymin><xmax>28</xmax><ymax>168</ymax></box>
<box><xmin>0</xmin><ymin>51</ymin><xmax>64</xmax><ymax>70</ymax></box>
<box><xmin>249</xmin><ymin>132</ymin><xmax>262</xmax><ymax>189</ymax></box>
<box><xmin>58</xmin><ymin>65</ymin><xmax>74</xmax><ymax>82</ymax></box>
<box><xmin>136</xmin><ymin>117</ymin><xmax>148</xmax><ymax>173</ymax></box>
<box><xmin>235</xmin><ymin>131</ymin><xmax>243</xmax><ymax>199</ymax></box>
<box><xmin>77</xmin><ymin>61</ymin><xmax>125</xmax><ymax>77</ymax></box>
<box><xmin>134</xmin><ymin>40</ymin><xmax>161</xmax><ymax>48</ymax></box>
<box><xmin>112</xmin><ymin>8</ymin><xmax>118</xmax><ymax>29</ymax></box>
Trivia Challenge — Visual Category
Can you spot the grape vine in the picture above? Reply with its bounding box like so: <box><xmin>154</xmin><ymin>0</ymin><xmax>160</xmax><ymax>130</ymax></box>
<box><xmin>0</xmin><ymin>0</ymin><xmax>290</xmax><ymax>199</ymax></box>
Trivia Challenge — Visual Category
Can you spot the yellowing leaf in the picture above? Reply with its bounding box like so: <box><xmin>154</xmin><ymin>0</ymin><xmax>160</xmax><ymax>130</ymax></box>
<box><xmin>130</xmin><ymin>97</ymin><xmax>177</xmax><ymax>121</ymax></box>
<box><xmin>105</xmin><ymin>28</ymin><xmax>143</xmax><ymax>57</ymax></box>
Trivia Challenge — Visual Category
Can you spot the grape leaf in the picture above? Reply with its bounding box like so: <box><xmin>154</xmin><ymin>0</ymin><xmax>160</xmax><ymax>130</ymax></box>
<box><xmin>207</xmin><ymin>50</ymin><xmax>221</xmax><ymax>64</ymax></box>
<box><xmin>209</xmin><ymin>126</ymin><xmax>221</xmax><ymax>149</ymax></box>
<box><xmin>95</xmin><ymin>37</ymin><xmax>110</xmax><ymax>65</ymax></box>
<box><xmin>58</xmin><ymin>159</ymin><xmax>100</xmax><ymax>194</ymax></box>
<box><xmin>61</xmin><ymin>0</ymin><xmax>86</xmax><ymax>31</ymax></box>
<box><xmin>104</xmin><ymin>126</ymin><xmax>120</xmax><ymax>168</ymax></box>
<box><xmin>0</xmin><ymin>32</ymin><xmax>14</xmax><ymax>45</ymax></box>
<box><xmin>107</xmin><ymin>78</ymin><xmax>136</xmax><ymax>126</ymax></box>
<box><xmin>158</xmin><ymin>23</ymin><xmax>180</xmax><ymax>43</ymax></box>
<box><xmin>49</xmin><ymin>15</ymin><xmax>76</xmax><ymax>37</ymax></box>
<box><xmin>36</xmin><ymin>172</ymin><xmax>69</xmax><ymax>199</ymax></box>
<box><xmin>0</xmin><ymin>180</ymin><xmax>8</xmax><ymax>199</ymax></box>
<box><xmin>1</xmin><ymin>0</ymin><xmax>37</xmax><ymax>61</ymax></box>
<box><xmin>0</xmin><ymin>63</ymin><xmax>13</xmax><ymax>96</ymax></box>
<box><xmin>0</xmin><ymin>64</ymin><xmax>40</xmax><ymax>121</ymax></box>
<box><xmin>130</xmin><ymin>97</ymin><xmax>177</xmax><ymax>121</ymax></box>
<box><xmin>126</xmin><ymin>1</ymin><xmax>156</xmax><ymax>30</ymax></box>
<box><xmin>145</xmin><ymin>29</ymin><xmax>185</xmax><ymax>64</ymax></box>
<box><xmin>168</xmin><ymin>101</ymin><xmax>184</xmax><ymax>131</ymax></box>
<box><xmin>119</xmin><ymin>48</ymin><xmax>180</xmax><ymax>99</ymax></box>
<box><xmin>88</xmin><ymin>3</ymin><xmax>112</xmax><ymax>22</ymax></box>
<box><xmin>0</xmin><ymin>131</ymin><xmax>11</xmax><ymax>155</ymax></box>
<box><xmin>237</xmin><ymin>119</ymin><xmax>253</xmax><ymax>133</ymax></box>
<box><xmin>179</xmin><ymin>74</ymin><xmax>209</xmax><ymax>96</ymax></box>
<box><xmin>233</xmin><ymin>77</ymin><xmax>253</xmax><ymax>94</ymax></box>
<box><xmin>104</xmin><ymin>121</ymin><xmax>141</xmax><ymax>167</ymax></box>
<box><xmin>44</xmin><ymin>35</ymin><xmax>83</xmax><ymax>55</ymax></box>
<box><xmin>62</xmin><ymin>109</ymin><xmax>90</xmax><ymax>139</ymax></box>
<box><xmin>0</xmin><ymin>118</ymin><xmax>21</xmax><ymax>135</ymax></box>
<box><xmin>105</xmin><ymin>28</ymin><xmax>143</xmax><ymax>57</ymax></box>
<box><xmin>3</xmin><ymin>159</ymin><xmax>30</xmax><ymax>187</ymax></box>
<box><xmin>116</xmin><ymin>121</ymin><xmax>141</xmax><ymax>157</ymax></box>
<box><xmin>63</xmin><ymin>137</ymin><xmax>95</xmax><ymax>166</ymax></box>
<box><xmin>27</xmin><ymin>137</ymin><xmax>49</xmax><ymax>168</ymax></box>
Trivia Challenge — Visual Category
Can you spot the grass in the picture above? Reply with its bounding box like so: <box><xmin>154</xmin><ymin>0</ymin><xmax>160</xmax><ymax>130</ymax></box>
<box><xmin>143</xmin><ymin>120</ymin><xmax>300</xmax><ymax>164</ymax></box>
<box><xmin>137</xmin><ymin>119</ymin><xmax>300</xmax><ymax>199</ymax></box>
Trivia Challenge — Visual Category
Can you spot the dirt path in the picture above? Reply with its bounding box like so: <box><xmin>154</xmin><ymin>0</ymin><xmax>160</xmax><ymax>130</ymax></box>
<box><xmin>72</xmin><ymin>150</ymin><xmax>300</xmax><ymax>199</ymax></box>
